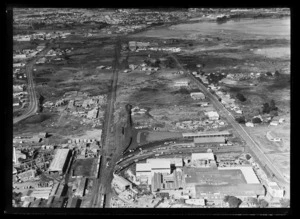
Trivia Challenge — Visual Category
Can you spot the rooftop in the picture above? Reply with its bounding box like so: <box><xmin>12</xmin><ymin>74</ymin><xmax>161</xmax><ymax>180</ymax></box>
<box><xmin>191</xmin><ymin>153</ymin><xmax>215</xmax><ymax>161</ymax></box>
<box><xmin>48</xmin><ymin>149</ymin><xmax>70</xmax><ymax>172</ymax></box>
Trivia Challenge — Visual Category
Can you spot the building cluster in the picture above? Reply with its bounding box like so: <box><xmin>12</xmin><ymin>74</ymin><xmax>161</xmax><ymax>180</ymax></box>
<box><xmin>112</xmin><ymin>150</ymin><xmax>281</xmax><ymax>207</ymax></box>
<box><xmin>36</xmin><ymin>47</ymin><xmax>73</xmax><ymax>64</ymax></box>
<box><xmin>13</xmin><ymin>31</ymin><xmax>71</xmax><ymax>42</ymax></box>
<box><xmin>43</xmin><ymin>91</ymin><xmax>107</xmax><ymax>127</ymax></box>
<box><xmin>175</xmin><ymin>117</ymin><xmax>226</xmax><ymax>132</ymax></box>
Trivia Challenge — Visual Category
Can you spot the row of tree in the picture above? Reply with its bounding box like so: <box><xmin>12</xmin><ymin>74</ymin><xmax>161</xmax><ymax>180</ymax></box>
<box><xmin>223</xmin><ymin>195</ymin><xmax>269</xmax><ymax>208</ymax></box>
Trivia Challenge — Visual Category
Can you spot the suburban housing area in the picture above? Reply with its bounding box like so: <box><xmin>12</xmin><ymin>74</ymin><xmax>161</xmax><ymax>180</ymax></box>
<box><xmin>10</xmin><ymin>8</ymin><xmax>290</xmax><ymax>211</ymax></box>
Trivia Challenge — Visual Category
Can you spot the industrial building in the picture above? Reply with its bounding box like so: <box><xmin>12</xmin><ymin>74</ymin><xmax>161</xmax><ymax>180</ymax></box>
<box><xmin>48</xmin><ymin>149</ymin><xmax>71</xmax><ymax>174</ymax></box>
<box><xmin>182</xmin><ymin>131</ymin><xmax>232</xmax><ymax>139</ymax></box>
<box><xmin>151</xmin><ymin>169</ymin><xmax>184</xmax><ymax>192</ymax></box>
<box><xmin>193</xmin><ymin>136</ymin><xmax>226</xmax><ymax>146</ymax></box>
<box><xmin>190</xmin><ymin>92</ymin><xmax>205</xmax><ymax>100</ymax></box>
<box><xmin>136</xmin><ymin>158</ymin><xmax>183</xmax><ymax>185</ymax></box>
<box><xmin>182</xmin><ymin>152</ymin><xmax>265</xmax><ymax>202</ymax></box>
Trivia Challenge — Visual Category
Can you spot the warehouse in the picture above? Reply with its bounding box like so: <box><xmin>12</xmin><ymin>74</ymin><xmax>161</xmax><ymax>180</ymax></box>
<box><xmin>182</xmin><ymin>131</ymin><xmax>232</xmax><ymax>139</ymax></box>
<box><xmin>193</xmin><ymin>136</ymin><xmax>226</xmax><ymax>146</ymax></box>
<box><xmin>48</xmin><ymin>149</ymin><xmax>71</xmax><ymax>174</ymax></box>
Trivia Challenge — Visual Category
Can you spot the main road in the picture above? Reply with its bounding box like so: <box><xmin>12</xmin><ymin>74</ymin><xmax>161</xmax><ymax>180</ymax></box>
<box><xmin>168</xmin><ymin>53</ymin><xmax>289</xmax><ymax>186</ymax></box>
<box><xmin>13</xmin><ymin>46</ymin><xmax>52</xmax><ymax>124</ymax></box>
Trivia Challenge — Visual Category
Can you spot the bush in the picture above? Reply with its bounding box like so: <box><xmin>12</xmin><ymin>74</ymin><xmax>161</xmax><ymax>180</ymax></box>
<box><xmin>262</xmin><ymin>103</ymin><xmax>271</xmax><ymax>114</ymax></box>
<box><xmin>252</xmin><ymin>117</ymin><xmax>262</xmax><ymax>123</ymax></box>
<box><xmin>236</xmin><ymin>116</ymin><xmax>246</xmax><ymax>124</ymax></box>
<box><xmin>258</xmin><ymin>199</ymin><xmax>269</xmax><ymax>208</ymax></box>
<box><xmin>245</xmin><ymin>154</ymin><xmax>251</xmax><ymax>160</ymax></box>
<box><xmin>223</xmin><ymin>195</ymin><xmax>242</xmax><ymax>208</ymax></box>
<box><xmin>236</xmin><ymin>93</ymin><xmax>247</xmax><ymax>102</ymax></box>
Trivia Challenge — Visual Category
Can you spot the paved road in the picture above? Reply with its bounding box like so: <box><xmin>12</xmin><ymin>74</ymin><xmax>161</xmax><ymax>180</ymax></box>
<box><xmin>13</xmin><ymin>46</ymin><xmax>52</xmax><ymax>124</ymax></box>
<box><xmin>169</xmin><ymin>53</ymin><xmax>289</xmax><ymax>186</ymax></box>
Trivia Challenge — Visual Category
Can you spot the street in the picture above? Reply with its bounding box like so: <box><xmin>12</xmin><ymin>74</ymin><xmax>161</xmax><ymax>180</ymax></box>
<box><xmin>13</xmin><ymin>46</ymin><xmax>52</xmax><ymax>124</ymax></box>
<box><xmin>168</xmin><ymin>53</ymin><xmax>289</xmax><ymax>187</ymax></box>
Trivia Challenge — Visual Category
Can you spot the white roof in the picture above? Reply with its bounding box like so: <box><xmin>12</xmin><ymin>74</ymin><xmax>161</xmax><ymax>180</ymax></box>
<box><xmin>49</xmin><ymin>149</ymin><xmax>70</xmax><ymax>172</ymax></box>
<box><xmin>191</xmin><ymin>153</ymin><xmax>215</xmax><ymax>161</ymax></box>
<box><xmin>205</xmin><ymin>111</ymin><xmax>219</xmax><ymax>117</ymax></box>
<box><xmin>147</xmin><ymin>159</ymin><xmax>170</xmax><ymax>169</ymax></box>
<box><xmin>147</xmin><ymin>158</ymin><xmax>183</xmax><ymax>167</ymax></box>
<box><xmin>190</xmin><ymin>92</ymin><xmax>204</xmax><ymax>95</ymax></box>
<box><xmin>136</xmin><ymin>163</ymin><xmax>152</xmax><ymax>172</ymax></box>
<box><xmin>218</xmin><ymin>166</ymin><xmax>260</xmax><ymax>184</ymax></box>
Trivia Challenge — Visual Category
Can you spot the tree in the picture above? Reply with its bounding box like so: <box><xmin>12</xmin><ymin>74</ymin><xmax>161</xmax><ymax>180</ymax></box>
<box><xmin>279</xmin><ymin>199</ymin><xmax>290</xmax><ymax>208</ymax></box>
<box><xmin>266</xmin><ymin>71</ymin><xmax>272</xmax><ymax>76</ymax></box>
<box><xmin>248</xmin><ymin>197</ymin><xmax>259</xmax><ymax>206</ymax></box>
<box><xmin>274</xmin><ymin>70</ymin><xmax>280</xmax><ymax>76</ymax></box>
<box><xmin>262</xmin><ymin>102</ymin><xmax>271</xmax><ymax>114</ymax></box>
<box><xmin>236</xmin><ymin>93</ymin><xmax>246</xmax><ymax>102</ymax></box>
<box><xmin>269</xmin><ymin>99</ymin><xmax>278</xmax><ymax>111</ymax></box>
<box><xmin>258</xmin><ymin>199</ymin><xmax>269</xmax><ymax>208</ymax></box>
<box><xmin>245</xmin><ymin>154</ymin><xmax>251</xmax><ymax>160</ymax></box>
<box><xmin>252</xmin><ymin>117</ymin><xmax>262</xmax><ymax>124</ymax></box>
<box><xmin>270</xmin><ymin>110</ymin><xmax>278</xmax><ymax>118</ymax></box>
<box><xmin>223</xmin><ymin>195</ymin><xmax>242</xmax><ymax>208</ymax></box>
<box><xmin>235</xmin><ymin>116</ymin><xmax>246</xmax><ymax>124</ymax></box>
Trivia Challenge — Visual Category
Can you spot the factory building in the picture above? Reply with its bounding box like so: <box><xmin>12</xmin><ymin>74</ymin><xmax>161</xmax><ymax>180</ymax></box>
<box><xmin>182</xmin><ymin>131</ymin><xmax>232</xmax><ymax>139</ymax></box>
<box><xmin>48</xmin><ymin>149</ymin><xmax>71</xmax><ymax>175</ymax></box>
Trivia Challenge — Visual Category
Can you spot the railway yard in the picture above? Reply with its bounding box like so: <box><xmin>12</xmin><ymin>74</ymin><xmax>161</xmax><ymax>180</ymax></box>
<box><xmin>10</xmin><ymin>8</ymin><xmax>290</xmax><ymax>211</ymax></box>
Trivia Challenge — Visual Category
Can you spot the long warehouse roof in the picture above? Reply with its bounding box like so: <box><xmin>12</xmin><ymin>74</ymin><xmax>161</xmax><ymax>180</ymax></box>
<box><xmin>48</xmin><ymin>149</ymin><xmax>70</xmax><ymax>172</ymax></box>
<box><xmin>194</xmin><ymin>136</ymin><xmax>225</xmax><ymax>144</ymax></box>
